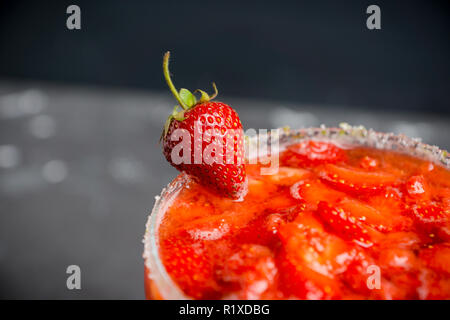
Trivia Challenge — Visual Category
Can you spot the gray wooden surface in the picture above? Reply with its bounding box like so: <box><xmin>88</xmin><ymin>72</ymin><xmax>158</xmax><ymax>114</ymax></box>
<box><xmin>0</xmin><ymin>80</ymin><xmax>449</xmax><ymax>299</ymax></box>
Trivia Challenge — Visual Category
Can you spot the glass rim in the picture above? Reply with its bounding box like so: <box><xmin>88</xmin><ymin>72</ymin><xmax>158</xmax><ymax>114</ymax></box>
<box><xmin>142</xmin><ymin>124</ymin><xmax>450</xmax><ymax>300</ymax></box>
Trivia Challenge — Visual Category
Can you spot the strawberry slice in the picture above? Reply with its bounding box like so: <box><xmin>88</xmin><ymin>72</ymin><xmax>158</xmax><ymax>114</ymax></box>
<box><xmin>277</xmin><ymin>250</ymin><xmax>341</xmax><ymax>300</ymax></box>
<box><xmin>319</xmin><ymin>164</ymin><xmax>397</xmax><ymax>193</ymax></box>
<box><xmin>315</xmin><ymin>202</ymin><xmax>373</xmax><ymax>247</ymax></box>
<box><xmin>366</xmin><ymin>186</ymin><xmax>403</xmax><ymax>213</ymax></box>
<box><xmin>233</xmin><ymin>214</ymin><xmax>279</xmax><ymax>246</ymax></box>
<box><xmin>160</xmin><ymin>237</ymin><xmax>218</xmax><ymax>299</ymax></box>
<box><xmin>280</xmin><ymin>140</ymin><xmax>346</xmax><ymax>167</ymax></box>
<box><xmin>266</xmin><ymin>213</ymin><xmax>285</xmax><ymax>234</ymax></box>
<box><xmin>409</xmin><ymin>201</ymin><xmax>448</xmax><ymax>225</ymax></box>
<box><xmin>234</xmin><ymin>205</ymin><xmax>302</xmax><ymax>246</ymax></box>
<box><xmin>177</xmin><ymin>206</ymin><xmax>258</xmax><ymax>241</ymax></box>
<box><xmin>278</xmin><ymin>211</ymin><xmax>367</xmax><ymax>299</ymax></box>
<box><xmin>339</xmin><ymin>198</ymin><xmax>392</xmax><ymax>232</ymax></box>
<box><xmin>378</xmin><ymin>231</ymin><xmax>421</xmax><ymax>251</ymax></box>
<box><xmin>405</xmin><ymin>175</ymin><xmax>430</xmax><ymax>200</ymax></box>
<box><xmin>437</xmin><ymin>225</ymin><xmax>450</xmax><ymax>242</ymax></box>
<box><xmin>437</xmin><ymin>188</ymin><xmax>450</xmax><ymax>211</ymax></box>
<box><xmin>290</xmin><ymin>179</ymin><xmax>346</xmax><ymax>209</ymax></box>
<box><xmin>340</xmin><ymin>191</ymin><xmax>409</xmax><ymax>232</ymax></box>
<box><xmin>376</xmin><ymin>274</ymin><xmax>421</xmax><ymax>299</ymax></box>
<box><xmin>246</xmin><ymin>177</ymin><xmax>278</xmax><ymax>200</ymax></box>
<box><xmin>378</xmin><ymin>248</ymin><xmax>419</xmax><ymax>274</ymax></box>
<box><xmin>278</xmin><ymin>220</ymin><xmax>347</xmax><ymax>299</ymax></box>
<box><xmin>416</xmin><ymin>269</ymin><xmax>450</xmax><ymax>300</ymax></box>
<box><xmin>218</xmin><ymin>244</ymin><xmax>279</xmax><ymax>299</ymax></box>
<box><xmin>339</xmin><ymin>251</ymin><xmax>376</xmax><ymax>296</ymax></box>
<box><xmin>420</xmin><ymin>244</ymin><xmax>450</xmax><ymax>275</ymax></box>
<box><xmin>268</xmin><ymin>166</ymin><xmax>311</xmax><ymax>186</ymax></box>
<box><xmin>264</xmin><ymin>188</ymin><xmax>300</xmax><ymax>212</ymax></box>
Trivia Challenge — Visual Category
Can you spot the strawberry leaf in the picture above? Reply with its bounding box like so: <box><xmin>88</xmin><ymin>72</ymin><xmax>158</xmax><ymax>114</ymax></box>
<box><xmin>179</xmin><ymin>88</ymin><xmax>197</xmax><ymax>108</ymax></box>
<box><xmin>195</xmin><ymin>89</ymin><xmax>210</xmax><ymax>103</ymax></box>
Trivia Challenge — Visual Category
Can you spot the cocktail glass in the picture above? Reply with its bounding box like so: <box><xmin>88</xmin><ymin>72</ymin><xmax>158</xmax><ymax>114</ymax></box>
<box><xmin>143</xmin><ymin>125</ymin><xmax>450</xmax><ymax>300</ymax></box>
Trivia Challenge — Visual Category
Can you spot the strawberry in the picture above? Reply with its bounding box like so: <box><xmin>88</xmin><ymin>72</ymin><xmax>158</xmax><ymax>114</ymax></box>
<box><xmin>234</xmin><ymin>204</ymin><xmax>302</xmax><ymax>246</ymax></box>
<box><xmin>319</xmin><ymin>164</ymin><xmax>397</xmax><ymax>194</ymax></box>
<box><xmin>376</xmin><ymin>274</ymin><xmax>421</xmax><ymax>300</ymax></box>
<box><xmin>340</xmin><ymin>191</ymin><xmax>410</xmax><ymax>232</ymax></box>
<box><xmin>416</xmin><ymin>269</ymin><xmax>450</xmax><ymax>300</ymax></box>
<box><xmin>437</xmin><ymin>225</ymin><xmax>450</xmax><ymax>242</ymax></box>
<box><xmin>435</xmin><ymin>187</ymin><xmax>450</xmax><ymax>214</ymax></box>
<box><xmin>409</xmin><ymin>201</ymin><xmax>448</xmax><ymax>225</ymax></box>
<box><xmin>378</xmin><ymin>248</ymin><xmax>419</xmax><ymax>273</ymax></box>
<box><xmin>277</xmin><ymin>249</ymin><xmax>341</xmax><ymax>300</ymax></box>
<box><xmin>218</xmin><ymin>244</ymin><xmax>279</xmax><ymax>299</ymax></box>
<box><xmin>378</xmin><ymin>231</ymin><xmax>421</xmax><ymax>251</ymax></box>
<box><xmin>160</xmin><ymin>52</ymin><xmax>247</xmax><ymax>199</ymax></box>
<box><xmin>278</xmin><ymin>215</ymin><xmax>353</xmax><ymax>299</ymax></box>
<box><xmin>419</xmin><ymin>244</ymin><xmax>450</xmax><ymax>275</ymax></box>
<box><xmin>315</xmin><ymin>201</ymin><xmax>373</xmax><ymax>247</ymax></box>
<box><xmin>359</xmin><ymin>187</ymin><xmax>413</xmax><ymax>232</ymax></box>
<box><xmin>175</xmin><ymin>203</ymin><xmax>256</xmax><ymax>240</ymax></box>
<box><xmin>339</xmin><ymin>198</ymin><xmax>392</xmax><ymax>232</ymax></box>
<box><xmin>160</xmin><ymin>237</ymin><xmax>218</xmax><ymax>299</ymax></box>
<box><xmin>280</xmin><ymin>140</ymin><xmax>346</xmax><ymax>167</ymax></box>
<box><xmin>339</xmin><ymin>251</ymin><xmax>376</xmax><ymax>297</ymax></box>
<box><xmin>365</xmin><ymin>186</ymin><xmax>404</xmax><ymax>216</ymax></box>
<box><xmin>290</xmin><ymin>179</ymin><xmax>346</xmax><ymax>209</ymax></box>
<box><xmin>405</xmin><ymin>175</ymin><xmax>430</xmax><ymax>200</ymax></box>
<box><xmin>267</xmin><ymin>166</ymin><xmax>311</xmax><ymax>186</ymax></box>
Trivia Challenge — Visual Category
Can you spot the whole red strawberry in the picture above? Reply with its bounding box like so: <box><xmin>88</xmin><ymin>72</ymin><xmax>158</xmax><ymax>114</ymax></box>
<box><xmin>161</xmin><ymin>52</ymin><xmax>247</xmax><ymax>199</ymax></box>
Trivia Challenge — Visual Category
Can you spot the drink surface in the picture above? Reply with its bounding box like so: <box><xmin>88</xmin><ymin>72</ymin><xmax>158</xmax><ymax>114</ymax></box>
<box><xmin>156</xmin><ymin>141</ymin><xmax>450</xmax><ymax>299</ymax></box>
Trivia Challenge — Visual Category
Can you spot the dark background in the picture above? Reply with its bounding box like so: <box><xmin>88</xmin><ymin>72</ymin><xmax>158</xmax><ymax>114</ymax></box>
<box><xmin>0</xmin><ymin>0</ymin><xmax>449</xmax><ymax>299</ymax></box>
<box><xmin>1</xmin><ymin>0</ymin><xmax>450</xmax><ymax>112</ymax></box>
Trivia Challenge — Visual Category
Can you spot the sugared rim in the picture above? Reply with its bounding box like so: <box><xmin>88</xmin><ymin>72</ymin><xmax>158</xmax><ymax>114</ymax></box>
<box><xmin>142</xmin><ymin>124</ymin><xmax>450</xmax><ymax>300</ymax></box>
<box><xmin>143</xmin><ymin>172</ymin><xmax>191</xmax><ymax>299</ymax></box>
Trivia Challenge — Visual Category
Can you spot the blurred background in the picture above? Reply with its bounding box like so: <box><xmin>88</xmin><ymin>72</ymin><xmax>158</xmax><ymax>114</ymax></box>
<box><xmin>0</xmin><ymin>0</ymin><xmax>449</xmax><ymax>299</ymax></box>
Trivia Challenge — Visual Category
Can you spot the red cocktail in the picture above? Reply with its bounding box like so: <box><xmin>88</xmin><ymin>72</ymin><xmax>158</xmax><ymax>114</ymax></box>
<box><xmin>143</xmin><ymin>126</ymin><xmax>450</xmax><ymax>299</ymax></box>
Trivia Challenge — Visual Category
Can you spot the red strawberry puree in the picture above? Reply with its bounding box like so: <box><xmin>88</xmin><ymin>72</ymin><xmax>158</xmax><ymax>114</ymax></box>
<box><xmin>151</xmin><ymin>141</ymin><xmax>450</xmax><ymax>299</ymax></box>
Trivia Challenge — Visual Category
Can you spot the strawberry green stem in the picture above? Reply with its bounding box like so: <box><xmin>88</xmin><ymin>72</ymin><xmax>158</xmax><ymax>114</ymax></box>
<box><xmin>163</xmin><ymin>52</ymin><xmax>188</xmax><ymax>110</ymax></box>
